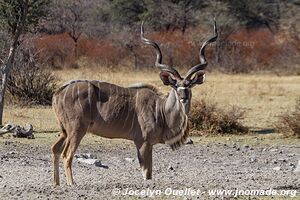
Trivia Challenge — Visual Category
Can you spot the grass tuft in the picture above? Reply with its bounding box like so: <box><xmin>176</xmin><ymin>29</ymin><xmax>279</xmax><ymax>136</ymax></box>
<box><xmin>189</xmin><ymin>99</ymin><xmax>248</xmax><ymax>135</ymax></box>
<box><xmin>275</xmin><ymin>98</ymin><xmax>300</xmax><ymax>138</ymax></box>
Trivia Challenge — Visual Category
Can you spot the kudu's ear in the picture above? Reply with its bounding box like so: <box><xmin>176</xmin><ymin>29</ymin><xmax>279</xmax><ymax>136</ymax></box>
<box><xmin>190</xmin><ymin>71</ymin><xmax>205</xmax><ymax>86</ymax></box>
<box><xmin>159</xmin><ymin>71</ymin><xmax>177</xmax><ymax>86</ymax></box>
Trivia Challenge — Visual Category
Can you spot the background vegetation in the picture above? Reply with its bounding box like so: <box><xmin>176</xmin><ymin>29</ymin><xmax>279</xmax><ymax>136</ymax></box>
<box><xmin>1</xmin><ymin>0</ymin><xmax>300</xmax><ymax>73</ymax></box>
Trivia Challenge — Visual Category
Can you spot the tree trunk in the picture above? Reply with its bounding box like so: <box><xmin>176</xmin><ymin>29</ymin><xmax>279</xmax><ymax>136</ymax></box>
<box><xmin>74</xmin><ymin>41</ymin><xmax>78</xmax><ymax>59</ymax></box>
<box><xmin>215</xmin><ymin>39</ymin><xmax>221</xmax><ymax>64</ymax></box>
<box><xmin>0</xmin><ymin>47</ymin><xmax>17</xmax><ymax>125</ymax></box>
<box><xmin>0</xmin><ymin>74</ymin><xmax>7</xmax><ymax>126</ymax></box>
<box><xmin>0</xmin><ymin>0</ymin><xmax>28</xmax><ymax>125</ymax></box>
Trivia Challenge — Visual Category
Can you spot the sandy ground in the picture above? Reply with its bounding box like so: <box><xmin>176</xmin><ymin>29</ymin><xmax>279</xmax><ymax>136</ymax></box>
<box><xmin>0</xmin><ymin>135</ymin><xmax>300</xmax><ymax>200</ymax></box>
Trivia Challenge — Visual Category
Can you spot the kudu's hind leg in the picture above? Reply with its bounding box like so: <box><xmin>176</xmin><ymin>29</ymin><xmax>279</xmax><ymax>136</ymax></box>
<box><xmin>61</xmin><ymin>123</ymin><xmax>87</xmax><ymax>185</ymax></box>
<box><xmin>51</xmin><ymin>134</ymin><xmax>66</xmax><ymax>186</ymax></box>
<box><xmin>136</xmin><ymin>142</ymin><xmax>153</xmax><ymax>180</ymax></box>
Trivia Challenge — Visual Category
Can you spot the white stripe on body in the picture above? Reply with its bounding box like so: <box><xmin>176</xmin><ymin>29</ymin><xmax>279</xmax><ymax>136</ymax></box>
<box><xmin>63</xmin><ymin>84</ymin><xmax>71</xmax><ymax>107</ymax></box>
<box><xmin>77</xmin><ymin>84</ymin><xmax>83</xmax><ymax>111</ymax></box>
<box><xmin>87</xmin><ymin>82</ymin><xmax>92</xmax><ymax>118</ymax></box>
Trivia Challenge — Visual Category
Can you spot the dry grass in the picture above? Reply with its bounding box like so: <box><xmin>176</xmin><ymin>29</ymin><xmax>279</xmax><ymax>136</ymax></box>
<box><xmin>275</xmin><ymin>98</ymin><xmax>300</xmax><ymax>137</ymax></box>
<box><xmin>3</xmin><ymin>105</ymin><xmax>57</xmax><ymax>132</ymax></box>
<box><xmin>3</xmin><ymin>66</ymin><xmax>300</xmax><ymax>135</ymax></box>
<box><xmin>189</xmin><ymin>99</ymin><xmax>248</xmax><ymax>135</ymax></box>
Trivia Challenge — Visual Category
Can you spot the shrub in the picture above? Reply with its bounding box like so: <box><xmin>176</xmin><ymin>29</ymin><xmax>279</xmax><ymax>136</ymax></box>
<box><xmin>78</xmin><ymin>38</ymin><xmax>127</xmax><ymax>66</ymax></box>
<box><xmin>35</xmin><ymin>33</ymin><xmax>129</xmax><ymax>69</ymax></box>
<box><xmin>35</xmin><ymin>33</ymin><xmax>75</xmax><ymax>69</ymax></box>
<box><xmin>276</xmin><ymin>99</ymin><xmax>300</xmax><ymax>137</ymax></box>
<box><xmin>189</xmin><ymin>99</ymin><xmax>248</xmax><ymax>135</ymax></box>
<box><xmin>218</xmin><ymin>28</ymin><xmax>281</xmax><ymax>73</ymax></box>
<box><xmin>7</xmin><ymin>50</ymin><xmax>57</xmax><ymax>106</ymax></box>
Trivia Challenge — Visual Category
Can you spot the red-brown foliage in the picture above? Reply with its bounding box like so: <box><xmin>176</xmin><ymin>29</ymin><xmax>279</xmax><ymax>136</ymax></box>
<box><xmin>34</xmin><ymin>26</ymin><xmax>300</xmax><ymax>73</ymax></box>
<box><xmin>78</xmin><ymin>38</ymin><xmax>126</xmax><ymax>66</ymax></box>
<box><xmin>222</xmin><ymin>28</ymin><xmax>297</xmax><ymax>72</ymax></box>
<box><xmin>35</xmin><ymin>33</ymin><xmax>127</xmax><ymax>68</ymax></box>
<box><xmin>230</xmin><ymin>28</ymin><xmax>279</xmax><ymax>63</ymax></box>
<box><xmin>35</xmin><ymin>33</ymin><xmax>75</xmax><ymax>69</ymax></box>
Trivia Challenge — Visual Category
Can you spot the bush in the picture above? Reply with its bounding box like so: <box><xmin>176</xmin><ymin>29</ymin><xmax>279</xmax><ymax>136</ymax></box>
<box><xmin>189</xmin><ymin>99</ymin><xmax>248</xmax><ymax>135</ymax></box>
<box><xmin>7</xmin><ymin>50</ymin><xmax>57</xmax><ymax>105</ymax></box>
<box><xmin>276</xmin><ymin>99</ymin><xmax>300</xmax><ymax>138</ymax></box>
<box><xmin>35</xmin><ymin>33</ymin><xmax>75</xmax><ymax>69</ymax></box>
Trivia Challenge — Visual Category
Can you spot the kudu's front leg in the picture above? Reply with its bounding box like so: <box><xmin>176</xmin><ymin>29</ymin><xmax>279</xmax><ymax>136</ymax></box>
<box><xmin>135</xmin><ymin>142</ymin><xmax>153</xmax><ymax>180</ymax></box>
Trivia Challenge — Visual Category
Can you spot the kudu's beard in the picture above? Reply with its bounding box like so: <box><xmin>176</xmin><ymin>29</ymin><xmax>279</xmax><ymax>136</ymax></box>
<box><xmin>169</xmin><ymin>114</ymin><xmax>189</xmax><ymax>150</ymax></box>
<box><xmin>167</xmin><ymin>100</ymin><xmax>190</xmax><ymax>150</ymax></box>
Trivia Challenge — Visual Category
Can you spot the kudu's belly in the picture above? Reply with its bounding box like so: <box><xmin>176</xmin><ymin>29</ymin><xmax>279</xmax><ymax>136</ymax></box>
<box><xmin>87</xmin><ymin>113</ymin><xmax>138</xmax><ymax>141</ymax></box>
<box><xmin>87</xmin><ymin>122</ymin><xmax>133</xmax><ymax>140</ymax></box>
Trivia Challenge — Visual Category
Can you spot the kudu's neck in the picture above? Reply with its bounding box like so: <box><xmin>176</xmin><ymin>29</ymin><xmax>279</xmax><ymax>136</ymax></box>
<box><xmin>163</xmin><ymin>88</ymin><xmax>188</xmax><ymax>128</ymax></box>
<box><xmin>165</xmin><ymin>89</ymin><xmax>181</xmax><ymax>113</ymax></box>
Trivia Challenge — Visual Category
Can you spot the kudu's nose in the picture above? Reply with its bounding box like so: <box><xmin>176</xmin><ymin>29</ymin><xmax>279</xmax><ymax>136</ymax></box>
<box><xmin>180</xmin><ymin>98</ymin><xmax>188</xmax><ymax>103</ymax></box>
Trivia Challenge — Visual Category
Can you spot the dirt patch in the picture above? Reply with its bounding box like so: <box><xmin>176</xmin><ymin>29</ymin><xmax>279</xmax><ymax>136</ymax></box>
<box><xmin>0</xmin><ymin>136</ymin><xmax>299</xmax><ymax>199</ymax></box>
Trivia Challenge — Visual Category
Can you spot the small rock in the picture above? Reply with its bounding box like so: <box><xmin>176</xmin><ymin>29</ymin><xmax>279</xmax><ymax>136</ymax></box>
<box><xmin>85</xmin><ymin>153</ymin><xmax>97</xmax><ymax>159</ymax></box>
<box><xmin>236</xmin><ymin>147</ymin><xmax>240</xmax><ymax>151</ymax></box>
<box><xmin>278</xmin><ymin>158</ymin><xmax>287</xmax><ymax>163</ymax></box>
<box><xmin>294</xmin><ymin>160</ymin><xmax>300</xmax><ymax>173</ymax></box>
<box><xmin>4</xmin><ymin>141</ymin><xmax>12</xmax><ymax>145</ymax></box>
<box><xmin>203</xmin><ymin>159</ymin><xmax>208</xmax><ymax>164</ymax></box>
<box><xmin>273</xmin><ymin>166</ymin><xmax>281</xmax><ymax>171</ymax></box>
<box><xmin>250</xmin><ymin>158</ymin><xmax>257</xmax><ymax>163</ymax></box>
<box><xmin>243</xmin><ymin>144</ymin><xmax>250</xmax><ymax>148</ymax></box>
<box><xmin>7</xmin><ymin>151</ymin><xmax>15</xmax><ymax>155</ymax></box>
<box><xmin>94</xmin><ymin>160</ymin><xmax>103</xmax><ymax>167</ymax></box>
<box><xmin>77</xmin><ymin>158</ymin><xmax>101</xmax><ymax>166</ymax></box>
<box><xmin>125</xmin><ymin>157</ymin><xmax>135</xmax><ymax>162</ymax></box>
<box><xmin>75</xmin><ymin>153</ymin><xmax>97</xmax><ymax>159</ymax></box>
<box><xmin>249</xmin><ymin>147</ymin><xmax>254</xmax><ymax>150</ymax></box>
<box><xmin>168</xmin><ymin>166</ymin><xmax>174</xmax><ymax>171</ymax></box>
<box><xmin>186</xmin><ymin>138</ymin><xmax>193</xmax><ymax>145</ymax></box>
<box><xmin>287</xmin><ymin>153</ymin><xmax>295</xmax><ymax>157</ymax></box>
<box><xmin>289</xmin><ymin>163</ymin><xmax>295</xmax><ymax>167</ymax></box>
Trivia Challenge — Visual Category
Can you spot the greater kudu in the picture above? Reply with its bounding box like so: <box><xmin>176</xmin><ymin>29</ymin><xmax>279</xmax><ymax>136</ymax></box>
<box><xmin>51</xmin><ymin>21</ymin><xmax>218</xmax><ymax>185</ymax></box>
